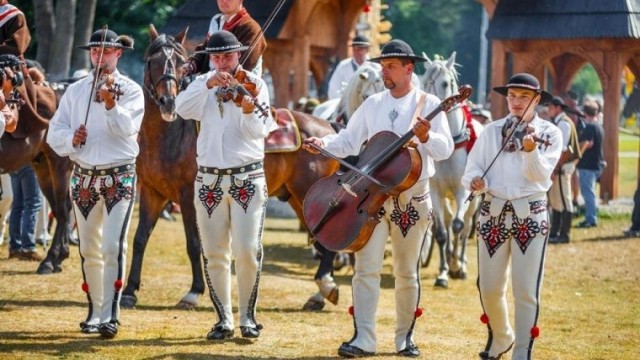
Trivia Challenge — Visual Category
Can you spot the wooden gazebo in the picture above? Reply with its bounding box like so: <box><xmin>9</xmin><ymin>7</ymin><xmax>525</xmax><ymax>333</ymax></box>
<box><xmin>477</xmin><ymin>0</ymin><xmax>640</xmax><ymax>200</ymax></box>
<box><xmin>163</xmin><ymin>0</ymin><xmax>368</xmax><ymax>108</ymax></box>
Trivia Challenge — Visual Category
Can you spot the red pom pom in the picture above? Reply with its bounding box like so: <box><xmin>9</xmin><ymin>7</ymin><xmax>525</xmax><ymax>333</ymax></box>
<box><xmin>530</xmin><ymin>326</ymin><xmax>540</xmax><ymax>338</ymax></box>
<box><xmin>363</xmin><ymin>4</ymin><xmax>371</xmax><ymax>13</ymax></box>
<box><xmin>348</xmin><ymin>305</ymin><xmax>354</xmax><ymax>316</ymax></box>
<box><xmin>114</xmin><ymin>279</ymin><xmax>123</xmax><ymax>291</ymax></box>
<box><xmin>81</xmin><ymin>282</ymin><xmax>89</xmax><ymax>293</ymax></box>
<box><xmin>480</xmin><ymin>313</ymin><xmax>489</xmax><ymax>324</ymax></box>
<box><xmin>414</xmin><ymin>307</ymin><xmax>423</xmax><ymax>318</ymax></box>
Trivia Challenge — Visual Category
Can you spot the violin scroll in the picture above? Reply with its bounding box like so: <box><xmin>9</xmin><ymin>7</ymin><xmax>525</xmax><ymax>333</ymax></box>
<box><xmin>441</xmin><ymin>84</ymin><xmax>472</xmax><ymax>113</ymax></box>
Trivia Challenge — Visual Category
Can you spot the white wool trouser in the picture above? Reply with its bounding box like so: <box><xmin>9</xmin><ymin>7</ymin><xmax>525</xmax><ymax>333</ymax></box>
<box><xmin>194</xmin><ymin>169</ymin><xmax>267</xmax><ymax>330</ymax></box>
<box><xmin>476</xmin><ymin>197</ymin><xmax>548</xmax><ymax>360</ymax></box>
<box><xmin>72</xmin><ymin>167</ymin><xmax>136</xmax><ymax>326</ymax></box>
<box><xmin>0</xmin><ymin>173</ymin><xmax>13</xmax><ymax>243</ymax></box>
<box><xmin>548</xmin><ymin>162</ymin><xmax>575</xmax><ymax>212</ymax></box>
<box><xmin>348</xmin><ymin>179</ymin><xmax>432</xmax><ymax>353</ymax></box>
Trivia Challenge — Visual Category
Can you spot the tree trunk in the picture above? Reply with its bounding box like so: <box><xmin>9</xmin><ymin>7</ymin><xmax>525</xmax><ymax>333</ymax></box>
<box><xmin>32</xmin><ymin>0</ymin><xmax>55</xmax><ymax>69</ymax></box>
<box><xmin>71</xmin><ymin>0</ymin><xmax>97</xmax><ymax>74</ymax></box>
<box><xmin>47</xmin><ymin>0</ymin><xmax>77</xmax><ymax>81</ymax></box>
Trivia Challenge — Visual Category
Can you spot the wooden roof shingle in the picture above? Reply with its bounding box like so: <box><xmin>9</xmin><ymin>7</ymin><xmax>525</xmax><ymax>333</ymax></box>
<box><xmin>486</xmin><ymin>0</ymin><xmax>640</xmax><ymax>40</ymax></box>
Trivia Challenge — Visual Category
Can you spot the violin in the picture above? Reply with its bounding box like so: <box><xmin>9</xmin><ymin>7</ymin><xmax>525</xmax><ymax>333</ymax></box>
<box><xmin>215</xmin><ymin>68</ymin><xmax>270</xmax><ymax>118</ymax></box>
<box><xmin>303</xmin><ymin>85</ymin><xmax>472</xmax><ymax>253</ymax></box>
<box><xmin>501</xmin><ymin>117</ymin><xmax>552</xmax><ymax>152</ymax></box>
<box><xmin>95</xmin><ymin>69</ymin><xmax>124</xmax><ymax>103</ymax></box>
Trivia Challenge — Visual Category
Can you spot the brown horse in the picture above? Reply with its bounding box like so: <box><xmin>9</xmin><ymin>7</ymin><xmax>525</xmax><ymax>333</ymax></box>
<box><xmin>0</xmin><ymin>58</ymin><xmax>73</xmax><ymax>274</ymax></box>
<box><xmin>121</xmin><ymin>25</ymin><xmax>340</xmax><ymax>310</ymax></box>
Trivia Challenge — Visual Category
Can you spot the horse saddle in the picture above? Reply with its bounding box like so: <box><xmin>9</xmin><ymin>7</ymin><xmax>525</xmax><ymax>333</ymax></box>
<box><xmin>264</xmin><ymin>108</ymin><xmax>302</xmax><ymax>153</ymax></box>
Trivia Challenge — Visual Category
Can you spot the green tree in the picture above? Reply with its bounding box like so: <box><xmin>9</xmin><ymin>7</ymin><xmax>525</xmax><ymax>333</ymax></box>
<box><xmin>570</xmin><ymin>64</ymin><xmax>603</xmax><ymax>100</ymax></box>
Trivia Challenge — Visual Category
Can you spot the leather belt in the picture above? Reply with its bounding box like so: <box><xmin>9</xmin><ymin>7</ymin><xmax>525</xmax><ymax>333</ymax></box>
<box><xmin>74</xmin><ymin>163</ymin><xmax>135</xmax><ymax>176</ymax></box>
<box><xmin>198</xmin><ymin>161</ymin><xmax>263</xmax><ymax>175</ymax></box>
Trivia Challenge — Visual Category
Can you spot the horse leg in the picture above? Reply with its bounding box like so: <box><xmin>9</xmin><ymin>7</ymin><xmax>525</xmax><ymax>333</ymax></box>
<box><xmin>34</xmin><ymin>152</ymin><xmax>72</xmax><ymax>275</ymax></box>
<box><xmin>303</xmin><ymin>241</ymin><xmax>339</xmax><ymax>311</ymax></box>
<box><xmin>175</xmin><ymin>190</ymin><xmax>204</xmax><ymax>310</ymax></box>
<box><xmin>448</xmin><ymin>196</ymin><xmax>468</xmax><ymax>280</ymax></box>
<box><xmin>121</xmin><ymin>186</ymin><xmax>165</xmax><ymax>308</ymax></box>
<box><xmin>431</xmin><ymin>195</ymin><xmax>450</xmax><ymax>288</ymax></box>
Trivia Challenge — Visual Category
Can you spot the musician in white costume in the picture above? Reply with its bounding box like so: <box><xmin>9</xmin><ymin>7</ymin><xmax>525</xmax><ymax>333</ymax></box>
<box><xmin>305</xmin><ymin>39</ymin><xmax>453</xmax><ymax>358</ymax></box>
<box><xmin>175</xmin><ymin>31</ymin><xmax>275</xmax><ymax>341</ymax></box>
<box><xmin>46</xmin><ymin>28</ymin><xmax>144</xmax><ymax>339</ymax></box>
<box><xmin>462</xmin><ymin>73</ymin><xmax>562</xmax><ymax>360</ymax></box>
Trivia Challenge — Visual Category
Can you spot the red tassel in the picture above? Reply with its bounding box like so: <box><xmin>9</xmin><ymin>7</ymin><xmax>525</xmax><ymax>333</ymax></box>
<box><xmin>81</xmin><ymin>282</ymin><xmax>89</xmax><ymax>293</ymax></box>
<box><xmin>348</xmin><ymin>305</ymin><xmax>354</xmax><ymax>316</ymax></box>
<box><xmin>480</xmin><ymin>313</ymin><xmax>489</xmax><ymax>324</ymax></box>
<box><xmin>363</xmin><ymin>4</ymin><xmax>371</xmax><ymax>13</ymax></box>
<box><xmin>114</xmin><ymin>279</ymin><xmax>123</xmax><ymax>291</ymax></box>
<box><xmin>530</xmin><ymin>326</ymin><xmax>540</xmax><ymax>338</ymax></box>
<box><xmin>414</xmin><ymin>307</ymin><xmax>423</xmax><ymax>318</ymax></box>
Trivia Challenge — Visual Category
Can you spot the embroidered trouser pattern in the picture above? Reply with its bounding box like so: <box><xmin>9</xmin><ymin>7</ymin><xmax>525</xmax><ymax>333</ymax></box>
<box><xmin>476</xmin><ymin>200</ymin><xmax>548</xmax><ymax>360</ymax></box>
<box><xmin>72</xmin><ymin>169</ymin><xmax>136</xmax><ymax>326</ymax></box>
<box><xmin>194</xmin><ymin>170</ymin><xmax>267</xmax><ymax>330</ymax></box>
<box><xmin>348</xmin><ymin>179</ymin><xmax>432</xmax><ymax>353</ymax></box>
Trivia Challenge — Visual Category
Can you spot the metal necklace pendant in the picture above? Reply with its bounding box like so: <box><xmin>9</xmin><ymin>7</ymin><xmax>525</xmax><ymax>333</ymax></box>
<box><xmin>388</xmin><ymin>108</ymin><xmax>399</xmax><ymax>130</ymax></box>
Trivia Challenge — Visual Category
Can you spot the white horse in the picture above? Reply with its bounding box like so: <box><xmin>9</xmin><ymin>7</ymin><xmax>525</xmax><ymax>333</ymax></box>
<box><xmin>313</xmin><ymin>62</ymin><xmax>385</xmax><ymax>124</ymax></box>
<box><xmin>420</xmin><ymin>52</ymin><xmax>483</xmax><ymax>288</ymax></box>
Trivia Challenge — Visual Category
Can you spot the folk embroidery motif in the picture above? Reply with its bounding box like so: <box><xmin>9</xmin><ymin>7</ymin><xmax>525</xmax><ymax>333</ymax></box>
<box><xmin>229</xmin><ymin>176</ymin><xmax>256</xmax><ymax>212</ymax></box>
<box><xmin>99</xmin><ymin>173</ymin><xmax>135</xmax><ymax>214</ymax></box>
<box><xmin>477</xmin><ymin>201</ymin><xmax>511</xmax><ymax>257</ymax></box>
<box><xmin>199</xmin><ymin>176</ymin><xmax>223</xmax><ymax>217</ymax></box>
<box><xmin>71</xmin><ymin>173</ymin><xmax>100</xmax><ymax>219</ymax></box>
<box><xmin>390</xmin><ymin>198</ymin><xmax>420</xmax><ymax>237</ymax></box>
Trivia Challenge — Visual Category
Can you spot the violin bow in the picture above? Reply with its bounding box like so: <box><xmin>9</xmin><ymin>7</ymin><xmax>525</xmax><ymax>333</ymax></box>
<box><xmin>239</xmin><ymin>0</ymin><xmax>288</xmax><ymax>69</ymax></box>
<box><xmin>82</xmin><ymin>24</ymin><xmax>109</xmax><ymax>127</ymax></box>
<box><xmin>465</xmin><ymin>92</ymin><xmax>538</xmax><ymax>203</ymax></box>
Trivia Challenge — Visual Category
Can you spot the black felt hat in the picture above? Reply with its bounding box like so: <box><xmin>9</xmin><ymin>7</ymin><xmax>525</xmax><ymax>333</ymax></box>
<box><xmin>369</xmin><ymin>39</ymin><xmax>426</xmax><ymax>63</ymax></box>
<box><xmin>492</xmin><ymin>73</ymin><xmax>553</xmax><ymax>104</ymax></box>
<box><xmin>194</xmin><ymin>30</ymin><xmax>249</xmax><ymax>54</ymax></box>
<box><xmin>78</xmin><ymin>28</ymin><xmax>134</xmax><ymax>50</ymax></box>
<box><xmin>350</xmin><ymin>35</ymin><xmax>370</xmax><ymax>47</ymax></box>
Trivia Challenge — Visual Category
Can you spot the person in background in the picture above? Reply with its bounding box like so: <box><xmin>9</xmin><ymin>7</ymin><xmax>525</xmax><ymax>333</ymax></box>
<box><xmin>575</xmin><ymin>101</ymin><xmax>605</xmax><ymax>228</ymax></box>
<box><xmin>327</xmin><ymin>34</ymin><xmax>378</xmax><ymax>100</ymax></box>
<box><xmin>0</xmin><ymin>0</ymin><xmax>31</xmax><ymax>57</ymax></box>
<box><xmin>547</xmin><ymin>96</ymin><xmax>581</xmax><ymax>244</ymax></box>
<box><xmin>183</xmin><ymin>0</ymin><xmax>266</xmax><ymax>76</ymax></box>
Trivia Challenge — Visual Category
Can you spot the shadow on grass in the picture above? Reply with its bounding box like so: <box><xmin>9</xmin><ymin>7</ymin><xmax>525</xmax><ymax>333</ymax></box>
<box><xmin>580</xmin><ymin>234</ymin><xmax>640</xmax><ymax>242</ymax></box>
<box><xmin>0</xmin><ymin>299</ymin><xmax>85</xmax><ymax>309</ymax></box>
<box><xmin>0</xmin><ymin>331</ymin><xmax>397</xmax><ymax>359</ymax></box>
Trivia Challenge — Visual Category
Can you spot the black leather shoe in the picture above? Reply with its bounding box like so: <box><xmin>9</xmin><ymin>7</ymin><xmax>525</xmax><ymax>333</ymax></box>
<box><xmin>338</xmin><ymin>342</ymin><xmax>374</xmax><ymax>358</ymax></box>
<box><xmin>479</xmin><ymin>342</ymin><xmax>513</xmax><ymax>359</ymax></box>
<box><xmin>206</xmin><ymin>324</ymin><xmax>234</xmax><ymax>340</ymax></box>
<box><xmin>548</xmin><ymin>235</ymin><xmax>569</xmax><ymax>244</ymax></box>
<box><xmin>79</xmin><ymin>321</ymin><xmax>99</xmax><ymax>334</ymax></box>
<box><xmin>98</xmin><ymin>321</ymin><xmax>118</xmax><ymax>339</ymax></box>
<box><xmin>398</xmin><ymin>342</ymin><xmax>420</xmax><ymax>357</ymax></box>
<box><xmin>240</xmin><ymin>324</ymin><xmax>263</xmax><ymax>338</ymax></box>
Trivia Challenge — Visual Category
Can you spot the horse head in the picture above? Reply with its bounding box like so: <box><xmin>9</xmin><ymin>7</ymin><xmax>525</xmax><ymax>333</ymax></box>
<box><xmin>421</xmin><ymin>51</ymin><xmax>459</xmax><ymax>100</ymax></box>
<box><xmin>144</xmin><ymin>24</ymin><xmax>189</xmax><ymax>121</ymax></box>
<box><xmin>421</xmin><ymin>51</ymin><xmax>471</xmax><ymax>140</ymax></box>
<box><xmin>338</xmin><ymin>62</ymin><xmax>385</xmax><ymax>123</ymax></box>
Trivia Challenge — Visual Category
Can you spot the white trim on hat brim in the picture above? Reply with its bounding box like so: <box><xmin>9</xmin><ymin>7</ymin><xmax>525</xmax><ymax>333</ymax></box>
<box><xmin>194</xmin><ymin>44</ymin><xmax>249</xmax><ymax>55</ymax></box>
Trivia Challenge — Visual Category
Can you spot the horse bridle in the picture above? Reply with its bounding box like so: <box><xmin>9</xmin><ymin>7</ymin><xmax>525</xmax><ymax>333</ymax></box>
<box><xmin>144</xmin><ymin>36</ymin><xmax>186</xmax><ymax>106</ymax></box>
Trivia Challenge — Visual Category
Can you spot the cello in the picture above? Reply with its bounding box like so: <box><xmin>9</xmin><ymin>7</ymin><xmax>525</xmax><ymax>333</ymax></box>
<box><xmin>303</xmin><ymin>85</ymin><xmax>472</xmax><ymax>252</ymax></box>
